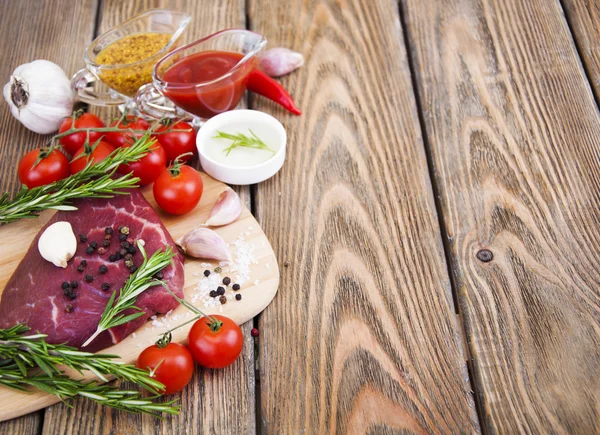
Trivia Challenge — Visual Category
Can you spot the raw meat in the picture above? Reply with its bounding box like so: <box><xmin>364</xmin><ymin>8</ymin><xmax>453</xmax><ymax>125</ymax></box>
<box><xmin>0</xmin><ymin>189</ymin><xmax>184</xmax><ymax>352</ymax></box>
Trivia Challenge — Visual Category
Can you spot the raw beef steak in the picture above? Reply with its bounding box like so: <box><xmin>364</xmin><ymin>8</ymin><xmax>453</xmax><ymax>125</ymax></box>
<box><xmin>0</xmin><ymin>189</ymin><xmax>184</xmax><ymax>352</ymax></box>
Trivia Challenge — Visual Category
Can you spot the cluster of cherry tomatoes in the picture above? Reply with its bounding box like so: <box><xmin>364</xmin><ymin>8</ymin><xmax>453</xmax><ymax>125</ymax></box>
<box><xmin>137</xmin><ymin>314</ymin><xmax>243</xmax><ymax>395</ymax></box>
<box><xmin>18</xmin><ymin>112</ymin><xmax>203</xmax><ymax>215</ymax></box>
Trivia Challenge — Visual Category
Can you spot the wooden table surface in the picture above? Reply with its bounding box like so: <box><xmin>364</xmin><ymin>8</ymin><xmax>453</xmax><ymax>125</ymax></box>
<box><xmin>0</xmin><ymin>0</ymin><xmax>599</xmax><ymax>433</ymax></box>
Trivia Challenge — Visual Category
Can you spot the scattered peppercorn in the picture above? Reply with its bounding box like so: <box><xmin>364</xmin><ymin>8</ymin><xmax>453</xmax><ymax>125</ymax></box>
<box><xmin>235</xmin><ymin>294</ymin><xmax>242</xmax><ymax>301</ymax></box>
<box><xmin>70</xmin><ymin>281</ymin><xmax>78</xmax><ymax>289</ymax></box>
<box><xmin>104</xmin><ymin>234</ymin><xmax>112</xmax><ymax>241</ymax></box>
<box><xmin>217</xmin><ymin>286</ymin><xmax>225</xmax><ymax>295</ymax></box>
<box><xmin>115</xmin><ymin>252</ymin><xmax>123</xmax><ymax>260</ymax></box>
<box><xmin>203</xmin><ymin>270</ymin><xmax>211</xmax><ymax>277</ymax></box>
<box><xmin>214</xmin><ymin>266</ymin><xmax>222</xmax><ymax>273</ymax></box>
<box><xmin>119</xmin><ymin>248</ymin><xmax>128</xmax><ymax>256</ymax></box>
<box><xmin>99</xmin><ymin>265</ymin><xmax>108</xmax><ymax>274</ymax></box>
<box><xmin>129</xmin><ymin>265</ymin><xmax>138</xmax><ymax>273</ymax></box>
<box><xmin>101</xmin><ymin>282</ymin><xmax>110</xmax><ymax>291</ymax></box>
<box><xmin>80</xmin><ymin>260</ymin><xmax>87</xmax><ymax>267</ymax></box>
<box><xmin>154</xmin><ymin>271</ymin><xmax>164</xmax><ymax>280</ymax></box>
<box><xmin>120</xmin><ymin>226</ymin><xmax>130</xmax><ymax>235</ymax></box>
<box><xmin>61</xmin><ymin>281</ymin><xmax>70</xmax><ymax>289</ymax></box>
<box><xmin>222</xmin><ymin>277</ymin><xmax>231</xmax><ymax>286</ymax></box>
<box><xmin>232</xmin><ymin>283</ymin><xmax>241</xmax><ymax>291</ymax></box>
<box><xmin>77</xmin><ymin>265</ymin><xmax>85</xmax><ymax>272</ymax></box>
<box><xmin>109</xmin><ymin>254</ymin><xmax>117</xmax><ymax>262</ymax></box>
<box><xmin>128</xmin><ymin>246</ymin><xmax>137</xmax><ymax>255</ymax></box>
<box><xmin>125</xmin><ymin>260</ymin><xmax>134</xmax><ymax>268</ymax></box>
<box><xmin>67</xmin><ymin>292</ymin><xmax>76</xmax><ymax>300</ymax></box>
<box><xmin>209</xmin><ymin>290</ymin><xmax>218</xmax><ymax>298</ymax></box>
<box><xmin>102</xmin><ymin>239</ymin><xmax>111</xmax><ymax>247</ymax></box>
<box><xmin>65</xmin><ymin>305</ymin><xmax>74</xmax><ymax>313</ymax></box>
<box><xmin>118</xmin><ymin>225</ymin><xmax>124</xmax><ymax>231</ymax></box>
<box><xmin>251</xmin><ymin>328</ymin><xmax>259</xmax><ymax>337</ymax></box>
<box><xmin>97</xmin><ymin>247</ymin><xmax>106</xmax><ymax>255</ymax></box>
<box><xmin>124</xmin><ymin>253</ymin><xmax>133</xmax><ymax>260</ymax></box>
<box><xmin>86</xmin><ymin>246</ymin><xmax>94</xmax><ymax>254</ymax></box>
<box><xmin>219</xmin><ymin>295</ymin><xmax>227</xmax><ymax>305</ymax></box>
<box><xmin>119</xmin><ymin>234</ymin><xmax>127</xmax><ymax>241</ymax></box>
<box><xmin>63</xmin><ymin>287</ymin><xmax>72</xmax><ymax>296</ymax></box>
<box><xmin>121</xmin><ymin>241</ymin><xmax>130</xmax><ymax>249</ymax></box>
<box><xmin>105</xmin><ymin>227</ymin><xmax>113</xmax><ymax>235</ymax></box>
<box><xmin>78</xmin><ymin>234</ymin><xmax>87</xmax><ymax>243</ymax></box>
<box><xmin>85</xmin><ymin>275</ymin><xmax>93</xmax><ymax>283</ymax></box>
<box><xmin>90</xmin><ymin>241</ymin><xmax>98</xmax><ymax>249</ymax></box>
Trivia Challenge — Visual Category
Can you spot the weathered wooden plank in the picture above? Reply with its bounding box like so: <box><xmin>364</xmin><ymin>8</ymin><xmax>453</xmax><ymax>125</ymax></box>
<box><xmin>42</xmin><ymin>1</ymin><xmax>256</xmax><ymax>434</ymax></box>
<box><xmin>563</xmin><ymin>0</ymin><xmax>600</xmax><ymax>101</ymax></box>
<box><xmin>0</xmin><ymin>0</ymin><xmax>98</xmax><ymax>433</ymax></box>
<box><xmin>402</xmin><ymin>0</ymin><xmax>600</xmax><ymax>432</ymax></box>
<box><xmin>249</xmin><ymin>0</ymin><xmax>479</xmax><ymax>433</ymax></box>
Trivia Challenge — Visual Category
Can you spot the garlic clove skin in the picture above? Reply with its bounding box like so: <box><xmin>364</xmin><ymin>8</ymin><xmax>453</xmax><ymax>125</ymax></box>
<box><xmin>38</xmin><ymin>221</ymin><xmax>77</xmax><ymax>268</ymax></box>
<box><xmin>3</xmin><ymin>60</ymin><xmax>74</xmax><ymax>134</ymax></box>
<box><xmin>205</xmin><ymin>187</ymin><xmax>242</xmax><ymax>227</ymax></box>
<box><xmin>259</xmin><ymin>48</ymin><xmax>305</xmax><ymax>77</ymax></box>
<box><xmin>177</xmin><ymin>228</ymin><xmax>232</xmax><ymax>262</ymax></box>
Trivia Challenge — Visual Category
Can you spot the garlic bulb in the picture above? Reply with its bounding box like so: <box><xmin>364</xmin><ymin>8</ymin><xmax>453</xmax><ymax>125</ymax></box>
<box><xmin>38</xmin><ymin>221</ymin><xmax>77</xmax><ymax>268</ymax></box>
<box><xmin>205</xmin><ymin>187</ymin><xmax>242</xmax><ymax>227</ymax></box>
<box><xmin>259</xmin><ymin>48</ymin><xmax>304</xmax><ymax>77</ymax></box>
<box><xmin>3</xmin><ymin>60</ymin><xmax>75</xmax><ymax>134</ymax></box>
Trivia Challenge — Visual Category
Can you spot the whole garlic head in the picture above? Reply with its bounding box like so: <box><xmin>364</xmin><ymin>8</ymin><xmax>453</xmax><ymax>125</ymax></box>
<box><xmin>38</xmin><ymin>221</ymin><xmax>77</xmax><ymax>268</ymax></box>
<box><xmin>3</xmin><ymin>60</ymin><xmax>74</xmax><ymax>134</ymax></box>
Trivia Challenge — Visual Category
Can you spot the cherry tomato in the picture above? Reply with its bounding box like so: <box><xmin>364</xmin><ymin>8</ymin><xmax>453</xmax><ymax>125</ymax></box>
<box><xmin>153</xmin><ymin>121</ymin><xmax>196</xmax><ymax>163</ymax></box>
<box><xmin>105</xmin><ymin>116</ymin><xmax>151</xmax><ymax>148</ymax></box>
<box><xmin>187</xmin><ymin>315</ymin><xmax>243</xmax><ymax>369</ymax></box>
<box><xmin>18</xmin><ymin>147</ymin><xmax>70</xmax><ymax>189</ymax></box>
<box><xmin>153</xmin><ymin>164</ymin><xmax>203</xmax><ymax>215</ymax></box>
<box><xmin>118</xmin><ymin>141</ymin><xmax>167</xmax><ymax>185</ymax></box>
<box><xmin>58</xmin><ymin>113</ymin><xmax>105</xmax><ymax>155</ymax></box>
<box><xmin>70</xmin><ymin>141</ymin><xmax>115</xmax><ymax>174</ymax></box>
<box><xmin>136</xmin><ymin>343</ymin><xmax>194</xmax><ymax>395</ymax></box>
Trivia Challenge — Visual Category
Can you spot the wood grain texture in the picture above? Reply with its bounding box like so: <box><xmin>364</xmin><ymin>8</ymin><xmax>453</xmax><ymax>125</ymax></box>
<box><xmin>0</xmin><ymin>1</ymin><xmax>97</xmax><ymax>433</ymax></box>
<box><xmin>563</xmin><ymin>0</ymin><xmax>600</xmax><ymax>101</ymax></box>
<box><xmin>402</xmin><ymin>0</ymin><xmax>600</xmax><ymax>432</ymax></box>
<box><xmin>249</xmin><ymin>0</ymin><xmax>479</xmax><ymax>433</ymax></box>
<box><xmin>41</xmin><ymin>1</ymin><xmax>257</xmax><ymax>434</ymax></box>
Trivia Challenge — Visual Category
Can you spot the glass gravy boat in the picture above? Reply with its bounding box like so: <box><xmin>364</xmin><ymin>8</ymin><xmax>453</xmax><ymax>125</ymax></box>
<box><xmin>136</xmin><ymin>29</ymin><xmax>266</xmax><ymax>122</ymax></box>
<box><xmin>72</xmin><ymin>9</ymin><xmax>191</xmax><ymax>106</ymax></box>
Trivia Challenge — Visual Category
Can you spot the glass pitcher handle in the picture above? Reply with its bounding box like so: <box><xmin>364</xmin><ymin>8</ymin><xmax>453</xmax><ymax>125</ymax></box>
<box><xmin>135</xmin><ymin>83</ymin><xmax>190</xmax><ymax>120</ymax></box>
<box><xmin>71</xmin><ymin>68</ymin><xmax>126</xmax><ymax>106</ymax></box>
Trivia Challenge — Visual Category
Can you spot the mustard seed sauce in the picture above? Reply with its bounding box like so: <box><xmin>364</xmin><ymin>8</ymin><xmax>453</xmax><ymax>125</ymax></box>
<box><xmin>96</xmin><ymin>33</ymin><xmax>173</xmax><ymax>97</ymax></box>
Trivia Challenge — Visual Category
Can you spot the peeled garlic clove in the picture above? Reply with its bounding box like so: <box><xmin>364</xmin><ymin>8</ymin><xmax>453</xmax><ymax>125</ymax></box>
<box><xmin>38</xmin><ymin>221</ymin><xmax>77</xmax><ymax>268</ymax></box>
<box><xmin>205</xmin><ymin>187</ymin><xmax>242</xmax><ymax>227</ymax></box>
<box><xmin>177</xmin><ymin>227</ymin><xmax>231</xmax><ymax>262</ymax></box>
<box><xmin>259</xmin><ymin>48</ymin><xmax>305</xmax><ymax>77</ymax></box>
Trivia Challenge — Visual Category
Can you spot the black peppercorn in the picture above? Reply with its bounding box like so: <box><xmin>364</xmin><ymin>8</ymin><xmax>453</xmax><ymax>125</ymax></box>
<box><xmin>203</xmin><ymin>270</ymin><xmax>211</xmax><ymax>277</ymax></box>
<box><xmin>90</xmin><ymin>241</ymin><xmax>98</xmax><ymax>249</ymax></box>
<box><xmin>101</xmin><ymin>282</ymin><xmax>110</xmax><ymax>291</ymax></box>
<box><xmin>105</xmin><ymin>227</ymin><xmax>113</xmax><ymax>235</ymax></box>
<box><xmin>124</xmin><ymin>253</ymin><xmax>133</xmax><ymax>260</ymax></box>
<box><xmin>102</xmin><ymin>239</ymin><xmax>110</xmax><ymax>247</ymax></box>
<box><xmin>85</xmin><ymin>275</ymin><xmax>93</xmax><ymax>283</ymax></box>
<box><xmin>222</xmin><ymin>277</ymin><xmax>231</xmax><ymax>286</ymax></box>
<box><xmin>70</xmin><ymin>281</ymin><xmax>78</xmax><ymax>289</ymax></box>
<box><xmin>119</xmin><ymin>233</ymin><xmax>127</xmax><ymax>241</ymax></box>
<box><xmin>99</xmin><ymin>265</ymin><xmax>108</xmax><ymax>274</ymax></box>
<box><xmin>65</xmin><ymin>305</ymin><xmax>74</xmax><ymax>313</ymax></box>
<box><xmin>235</xmin><ymin>294</ymin><xmax>242</xmax><ymax>301</ymax></box>
<box><xmin>217</xmin><ymin>286</ymin><xmax>225</xmax><ymax>295</ymax></box>
<box><xmin>67</xmin><ymin>292</ymin><xmax>76</xmax><ymax>300</ymax></box>
<box><xmin>80</xmin><ymin>260</ymin><xmax>87</xmax><ymax>267</ymax></box>
<box><xmin>119</xmin><ymin>248</ymin><xmax>128</xmax><ymax>256</ymax></box>
<box><xmin>219</xmin><ymin>295</ymin><xmax>227</xmax><ymax>305</ymax></box>
<box><xmin>121</xmin><ymin>241</ymin><xmax>130</xmax><ymax>249</ymax></box>
<box><xmin>128</xmin><ymin>246</ymin><xmax>137</xmax><ymax>255</ymax></box>
<box><xmin>78</xmin><ymin>234</ymin><xmax>87</xmax><ymax>243</ymax></box>
<box><xmin>86</xmin><ymin>246</ymin><xmax>94</xmax><ymax>254</ymax></box>
<box><xmin>77</xmin><ymin>265</ymin><xmax>85</xmax><ymax>272</ymax></box>
<box><xmin>61</xmin><ymin>281</ymin><xmax>70</xmax><ymax>289</ymax></box>
<box><xmin>209</xmin><ymin>290</ymin><xmax>218</xmax><ymax>298</ymax></box>
<box><xmin>63</xmin><ymin>287</ymin><xmax>72</xmax><ymax>296</ymax></box>
<box><xmin>115</xmin><ymin>252</ymin><xmax>123</xmax><ymax>260</ymax></box>
<box><xmin>232</xmin><ymin>283</ymin><xmax>240</xmax><ymax>291</ymax></box>
<box><xmin>109</xmin><ymin>254</ymin><xmax>117</xmax><ymax>262</ymax></box>
<box><xmin>129</xmin><ymin>265</ymin><xmax>138</xmax><ymax>273</ymax></box>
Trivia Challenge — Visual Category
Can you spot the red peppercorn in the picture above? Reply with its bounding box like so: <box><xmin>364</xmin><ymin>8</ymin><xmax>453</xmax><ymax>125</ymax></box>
<box><xmin>251</xmin><ymin>328</ymin><xmax>259</xmax><ymax>337</ymax></box>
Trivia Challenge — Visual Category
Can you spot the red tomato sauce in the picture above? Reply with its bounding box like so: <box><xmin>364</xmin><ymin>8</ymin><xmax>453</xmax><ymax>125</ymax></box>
<box><xmin>162</xmin><ymin>51</ymin><xmax>253</xmax><ymax>119</ymax></box>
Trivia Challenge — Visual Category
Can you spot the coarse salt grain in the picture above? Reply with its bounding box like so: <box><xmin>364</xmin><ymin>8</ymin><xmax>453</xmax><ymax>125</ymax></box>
<box><xmin>254</xmin><ymin>280</ymin><xmax>260</xmax><ymax>286</ymax></box>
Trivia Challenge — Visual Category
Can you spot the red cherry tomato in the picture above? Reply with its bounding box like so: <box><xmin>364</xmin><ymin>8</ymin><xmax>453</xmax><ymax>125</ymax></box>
<box><xmin>153</xmin><ymin>121</ymin><xmax>196</xmax><ymax>163</ymax></box>
<box><xmin>118</xmin><ymin>141</ymin><xmax>167</xmax><ymax>185</ymax></box>
<box><xmin>70</xmin><ymin>141</ymin><xmax>115</xmax><ymax>174</ymax></box>
<box><xmin>187</xmin><ymin>315</ymin><xmax>243</xmax><ymax>369</ymax></box>
<box><xmin>153</xmin><ymin>164</ymin><xmax>203</xmax><ymax>215</ymax></box>
<box><xmin>18</xmin><ymin>148</ymin><xmax>70</xmax><ymax>188</ymax></box>
<box><xmin>58</xmin><ymin>113</ymin><xmax>105</xmax><ymax>155</ymax></box>
<box><xmin>136</xmin><ymin>343</ymin><xmax>194</xmax><ymax>395</ymax></box>
<box><xmin>105</xmin><ymin>116</ymin><xmax>151</xmax><ymax>148</ymax></box>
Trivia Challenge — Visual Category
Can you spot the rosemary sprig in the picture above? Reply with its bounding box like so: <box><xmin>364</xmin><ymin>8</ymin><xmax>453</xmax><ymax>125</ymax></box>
<box><xmin>83</xmin><ymin>242</ymin><xmax>176</xmax><ymax>347</ymax></box>
<box><xmin>0</xmin><ymin>324</ymin><xmax>179</xmax><ymax>417</ymax></box>
<box><xmin>213</xmin><ymin>129</ymin><xmax>276</xmax><ymax>156</ymax></box>
<box><xmin>0</xmin><ymin>133</ymin><xmax>156</xmax><ymax>224</ymax></box>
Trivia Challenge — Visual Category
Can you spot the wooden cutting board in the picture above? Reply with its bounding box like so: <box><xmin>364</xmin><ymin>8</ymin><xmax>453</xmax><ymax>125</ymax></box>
<box><xmin>0</xmin><ymin>173</ymin><xmax>279</xmax><ymax>421</ymax></box>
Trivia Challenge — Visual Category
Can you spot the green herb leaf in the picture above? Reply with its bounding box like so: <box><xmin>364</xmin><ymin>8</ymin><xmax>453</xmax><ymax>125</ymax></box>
<box><xmin>213</xmin><ymin>129</ymin><xmax>276</xmax><ymax>156</ymax></box>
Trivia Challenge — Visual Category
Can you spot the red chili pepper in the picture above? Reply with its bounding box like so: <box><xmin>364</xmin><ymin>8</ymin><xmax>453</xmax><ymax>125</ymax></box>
<box><xmin>247</xmin><ymin>69</ymin><xmax>302</xmax><ymax>115</ymax></box>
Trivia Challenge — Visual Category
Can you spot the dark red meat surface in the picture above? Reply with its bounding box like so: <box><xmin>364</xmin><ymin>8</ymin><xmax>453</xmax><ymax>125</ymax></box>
<box><xmin>0</xmin><ymin>189</ymin><xmax>184</xmax><ymax>352</ymax></box>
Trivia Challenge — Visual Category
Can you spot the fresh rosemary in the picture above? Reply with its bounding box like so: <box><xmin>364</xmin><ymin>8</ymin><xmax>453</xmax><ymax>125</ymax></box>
<box><xmin>0</xmin><ymin>324</ymin><xmax>179</xmax><ymax>417</ymax></box>
<box><xmin>0</xmin><ymin>133</ymin><xmax>156</xmax><ymax>224</ymax></box>
<box><xmin>83</xmin><ymin>242</ymin><xmax>176</xmax><ymax>347</ymax></box>
<box><xmin>213</xmin><ymin>129</ymin><xmax>276</xmax><ymax>156</ymax></box>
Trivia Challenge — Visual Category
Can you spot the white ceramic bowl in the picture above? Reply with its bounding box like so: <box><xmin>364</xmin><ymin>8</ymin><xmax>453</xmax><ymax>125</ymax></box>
<box><xmin>196</xmin><ymin>110</ymin><xmax>287</xmax><ymax>185</ymax></box>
